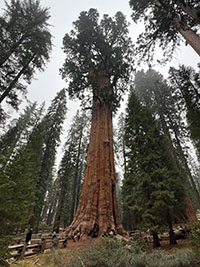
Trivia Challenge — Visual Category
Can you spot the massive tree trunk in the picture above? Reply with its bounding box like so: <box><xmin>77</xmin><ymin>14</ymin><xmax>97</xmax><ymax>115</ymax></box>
<box><xmin>173</xmin><ymin>16</ymin><xmax>200</xmax><ymax>57</ymax></box>
<box><xmin>64</xmin><ymin>72</ymin><xmax>125</xmax><ymax>240</ymax></box>
<box><xmin>175</xmin><ymin>0</ymin><xmax>200</xmax><ymax>24</ymax></box>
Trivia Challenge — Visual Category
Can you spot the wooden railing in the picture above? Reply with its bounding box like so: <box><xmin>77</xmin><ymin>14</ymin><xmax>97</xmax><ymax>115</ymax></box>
<box><xmin>8</xmin><ymin>235</ymin><xmax>67</xmax><ymax>260</ymax></box>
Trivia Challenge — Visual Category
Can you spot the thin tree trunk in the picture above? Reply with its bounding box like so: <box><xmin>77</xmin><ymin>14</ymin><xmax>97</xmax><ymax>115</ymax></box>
<box><xmin>70</xmin><ymin>126</ymin><xmax>83</xmax><ymax>222</ymax></box>
<box><xmin>64</xmin><ymin>72</ymin><xmax>125</xmax><ymax>240</ymax></box>
<box><xmin>152</xmin><ymin>231</ymin><xmax>161</xmax><ymax>247</ymax></box>
<box><xmin>166</xmin><ymin>208</ymin><xmax>177</xmax><ymax>245</ymax></box>
<box><xmin>167</xmin><ymin>115</ymin><xmax>200</xmax><ymax>208</ymax></box>
<box><xmin>0</xmin><ymin>36</ymin><xmax>26</xmax><ymax>67</ymax></box>
<box><xmin>53</xmin><ymin>185</ymin><xmax>67</xmax><ymax>232</ymax></box>
<box><xmin>160</xmin><ymin>115</ymin><xmax>196</xmax><ymax>221</ymax></box>
<box><xmin>0</xmin><ymin>54</ymin><xmax>35</xmax><ymax>103</ymax></box>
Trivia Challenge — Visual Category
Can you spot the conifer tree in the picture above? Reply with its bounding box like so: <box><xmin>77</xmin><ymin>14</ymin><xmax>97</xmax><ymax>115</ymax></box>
<box><xmin>0</xmin><ymin>116</ymin><xmax>44</xmax><ymax>261</ymax></box>
<box><xmin>61</xmin><ymin>8</ymin><xmax>133</xmax><ymax>239</ymax></box>
<box><xmin>53</xmin><ymin>110</ymin><xmax>89</xmax><ymax>231</ymax></box>
<box><xmin>134</xmin><ymin>69</ymin><xmax>199</xmax><ymax>215</ymax></box>
<box><xmin>29</xmin><ymin>89</ymin><xmax>67</xmax><ymax>231</ymax></box>
<box><xmin>0</xmin><ymin>0</ymin><xmax>52</xmax><ymax>108</ymax></box>
<box><xmin>122</xmin><ymin>90</ymin><xmax>186</xmax><ymax>246</ymax></box>
<box><xmin>169</xmin><ymin>65</ymin><xmax>200</xmax><ymax>159</ymax></box>
<box><xmin>0</xmin><ymin>102</ymin><xmax>41</xmax><ymax>169</ymax></box>
<box><xmin>129</xmin><ymin>0</ymin><xmax>200</xmax><ymax>62</ymax></box>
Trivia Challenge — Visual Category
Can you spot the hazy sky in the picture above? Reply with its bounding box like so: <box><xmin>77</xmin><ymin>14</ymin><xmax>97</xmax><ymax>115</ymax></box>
<box><xmin>1</xmin><ymin>0</ymin><xmax>199</xmax><ymax>121</ymax></box>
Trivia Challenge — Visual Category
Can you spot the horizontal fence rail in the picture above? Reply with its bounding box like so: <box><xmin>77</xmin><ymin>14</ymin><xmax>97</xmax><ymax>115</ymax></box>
<box><xmin>8</xmin><ymin>234</ymin><xmax>67</xmax><ymax>260</ymax></box>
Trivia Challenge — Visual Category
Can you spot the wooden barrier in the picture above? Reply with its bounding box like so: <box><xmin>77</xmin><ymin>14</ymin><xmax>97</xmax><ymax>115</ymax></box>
<box><xmin>8</xmin><ymin>237</ymin><xmax>67</xmax><ymax>260</ymax></box>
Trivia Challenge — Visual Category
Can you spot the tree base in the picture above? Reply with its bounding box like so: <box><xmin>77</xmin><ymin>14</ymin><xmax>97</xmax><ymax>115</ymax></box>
<box><xmin>64</xmin><ymin>220</ymin><xmax>126</xmax><ymax>241</ymax></box>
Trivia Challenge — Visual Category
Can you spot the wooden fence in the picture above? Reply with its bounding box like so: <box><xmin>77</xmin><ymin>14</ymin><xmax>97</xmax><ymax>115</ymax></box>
<box><xmin>8</xmin><ymin>234</ymin><xmax>67</xmax><ymax>260</ymax></box>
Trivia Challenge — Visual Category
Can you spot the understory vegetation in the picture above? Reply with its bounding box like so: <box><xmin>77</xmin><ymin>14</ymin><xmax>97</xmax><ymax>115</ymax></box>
<box><xmin>42</xmin><ymin>238</ymin><xmax>200</xmax><ymax>267</ymax></box>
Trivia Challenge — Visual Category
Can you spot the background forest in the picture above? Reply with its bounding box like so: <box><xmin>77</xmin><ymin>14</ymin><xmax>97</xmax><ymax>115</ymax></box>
<box><xmin>0</xmin><ymin>0</ymin><xmax>200</xmax><ymax>265</ymax></box>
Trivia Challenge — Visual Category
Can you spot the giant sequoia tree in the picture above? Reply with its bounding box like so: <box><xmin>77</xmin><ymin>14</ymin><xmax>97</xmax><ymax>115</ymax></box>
<box><xmin>129</xmin><ymin>0</ymin><xmax>200</xmax><ymax>62</ymax></box>
<box><xmin>61</xmin><ymin>9</ymin><xmax>133</xmax><ymax>239</ymax></box>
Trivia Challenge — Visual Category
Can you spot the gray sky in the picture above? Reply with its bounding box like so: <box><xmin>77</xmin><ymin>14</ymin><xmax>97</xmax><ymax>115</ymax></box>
<box><xmin>0</xmin><ymin>0</ymin><xmax>199</xmax><ymax>167</ymax></box>
<box><xmin>1</xmin><ymin>0</ymin><xmax>199</xmax><ymax>119</ymax></box>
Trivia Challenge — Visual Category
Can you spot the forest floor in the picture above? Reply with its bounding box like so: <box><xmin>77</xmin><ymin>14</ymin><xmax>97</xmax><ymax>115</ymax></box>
<box><xmin>9</xmin><ymin>238</ymin><xmax>193</xmax><ymax>267</ymax></box>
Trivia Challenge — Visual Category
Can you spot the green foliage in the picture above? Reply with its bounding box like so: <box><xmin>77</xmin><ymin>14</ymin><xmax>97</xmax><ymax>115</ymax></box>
<box><xmin>53</xmin><ymin>110</ymin><xmax>89</xmax><ymax>230</ymax></box>
<box><xmin>122</xmin><ymin>89</ymin><xmax>186</xmax><ymax>233</ymax></box>
<box><xmin>29</xmin><ymin>89</ymin><xmax>67</xmax><ymax>230</ymax></box>
<box><xmin>190</xmin><ymin>222</ymin><xmax>200</xmax><ymax>253</ymax></box>
<box><xmin>0</xmin><ymin>102</ymin><xmax>39</xmax><ymax>169</ymax></box>
<box><xmin>133</xmin><ymin>68</ymin><xmax>200</xmax><ymax>208</ymax></box>
<box><xmin>38</xmin><ymin>224</ymin><xmax>53</xmax><ymax>232</ymax></box>
<box><xmin>169</xmin><ymin>65</ymin><xmax>200</xmax><ymax>159</ymax></box>
<box><xmin>0</xmin><ymin>235</ymin><xmax>10</xmax><ymax>266</ymax></box>
<box><xmin>47</xmin><ymin>237</ymin><xmax>200</xmax><ymax>267</ymax></box>
<box><xmin>60</xmin><ymin>8</ymin><xmax>134</xmax><ymax>111</ymax></box>
<box><xmin>130</xmin><ymin>235</ymin><xmax>150</xmax><ymax>252</ymax></box>
<box><xmin>0</xmin><ymin>0</ymin><xmax>52</xmax><ymax>108</ymax></box>
<box><xmin>129</xmin><ymin>0</ymin><xmax>200</xmax><ymax>63</ymax></box>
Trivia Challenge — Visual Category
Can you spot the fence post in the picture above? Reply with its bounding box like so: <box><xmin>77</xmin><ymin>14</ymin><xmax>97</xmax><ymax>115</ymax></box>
<box><xmin>40</xmin><ymin>238</ymin><xmax>46</xmax><ymax>253</ymax></box>
<box><xmin>19</xmin><ymin>243</ymin><xmax>26</xmax><ymax>260</ymax></box>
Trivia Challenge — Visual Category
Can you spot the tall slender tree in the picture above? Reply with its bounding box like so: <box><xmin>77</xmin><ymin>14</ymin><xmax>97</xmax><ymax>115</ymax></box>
<box><xmin>129</xmin><ymin>0</ymin><xmax>200</xmax><ymax>62</ymax></box>
<box><xmin>29</xmin><ymin>89</ymin><xmax>67</xmax><ymax>231</ymax></box>
<box><xmin>53</xmin><ymin>110</ymin><xmax>89</xmax><ymax>231</ymax></box>
<box><xmin>0</xmin><ymin>0</ymin><xmax>52</xmax><ymax>108</ymax></box>
<box><xmin>0</xmin><ymin>102</ymin><xmax>42</xmax><ymax>169</ymax></box>
<box><xmin>122</xmin><ymin>91</ymin><xmax>186</xmax><ymax>246</ymax></box>
<box><xmin>134</xmin><ymin>69</ymin><xmax>199</xmax><ymax>217</ymax></box>
<box><xmin>0</xmin><ymin>114</ymin><xmax>44</xmax><ymax>261</ymax></box>
<box><xmin>61</xmin><ymin>9</ymin><xmax>133</xmax><ymax>239</ymax></box>
<box><xmin>169</xmin><ymin>65</ymin><xmax>200</xmax><ymax>159</ymax></box>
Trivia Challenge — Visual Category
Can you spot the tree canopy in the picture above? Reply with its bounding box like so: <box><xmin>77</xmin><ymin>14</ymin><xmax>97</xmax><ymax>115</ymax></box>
<box><xmin>60</xmin><ymin>8</ymin><xmax>134</xmax><ymax>111</ymax></box>
<box><xmin>129</xmin><ymin>0</ymin><xmax>200</xmax><ymax>62</ymax></box>
<box><xmin>0</xmin><ymin>0</ymin><xmax>52</xmax><ymax>108</ymax></box>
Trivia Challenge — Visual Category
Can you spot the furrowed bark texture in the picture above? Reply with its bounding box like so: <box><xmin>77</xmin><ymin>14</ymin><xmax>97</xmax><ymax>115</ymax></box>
<box><xmin>64</xmin><ymin>73</ymin><xmax>125</xmax><ymax>240</ymax></box>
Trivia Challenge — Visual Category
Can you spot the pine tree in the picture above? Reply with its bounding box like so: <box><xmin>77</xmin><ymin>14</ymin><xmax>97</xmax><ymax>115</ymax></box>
<box><xmin>122</xmin><ymin>91</ymin><xmax>186</xmax><ymax>246</ymax></box>
<box><xmin>134</xmin><ymin>69</ymin><xmax>199</xmax><ymax>216</ymax></box>
<box><xmin>129</xmin><ymin>0</ymin><xmax>200</xmax><ymax>62</ymax></box>
<box><xmin>53</xmin><ymin>110</ymin><xmax>89</xmax><ymax>231</ymax></box>
<box><xmin>60</xmin><ymin>9</ymin><xmax>133</xmax><ymax>239</ymax></box>
<box><xmin>169</xmin><ymin>65</ymin><xmax>200</xmax><ymax>159</ymax></box>
<box><xmin>29</xmin><ymin>89</ymin><xmax>67</xmax><ymax>231</ymax></box>
<box><xmin>0</xmin><ymin>0</ymin><xmax>52</xmax><ymax>108</ymax></box>
<box><xmin>0</xmin><ymin>116</ymin><xmax>44</xmax><ymax>261</ymax></box>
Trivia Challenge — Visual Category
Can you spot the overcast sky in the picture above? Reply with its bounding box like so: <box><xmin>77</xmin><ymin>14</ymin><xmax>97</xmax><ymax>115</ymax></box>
<box><xmin>1</xmin><ymin>0</ymin><xmax>199</xmax><ymax>120</ymax></box>
<box><xmin>0</xmin><ymin>0</ymin><xmax>199</xmax><ymax>167</ymax></box>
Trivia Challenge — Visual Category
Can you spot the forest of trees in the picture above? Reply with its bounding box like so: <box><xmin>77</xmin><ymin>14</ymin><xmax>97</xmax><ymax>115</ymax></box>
<box><xmin>0</xmin><ymin>0</ymin><xmax>200</xmax><ymax>263</ymax></box>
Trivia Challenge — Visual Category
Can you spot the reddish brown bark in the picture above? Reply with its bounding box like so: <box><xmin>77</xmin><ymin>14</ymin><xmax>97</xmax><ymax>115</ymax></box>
<box><xmin>173</xmin><ymin>16</ymin><xmax>200</xmax><ymax>57</ymax></box>
<box><xmin>184</xmin><ymin>195</ymin><xmax>197</xmax><ymax>222</ymax></box>
<box><xmin>64</xmin><ymin>72</ymin><xmax>125</xmax><ymax>240</ymax></box>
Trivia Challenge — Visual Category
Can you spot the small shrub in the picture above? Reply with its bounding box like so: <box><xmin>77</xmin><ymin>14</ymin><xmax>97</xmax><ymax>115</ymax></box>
<box><xmin>190</xmin><ymin>222</ymin><xmax>200</xmax><ymax>253</ymax></box>
<box><xmin>38</xmin><ymin>224</ymin><xmax>53</xmax><ymax>232</ymax></box>
<box><xmin>0</xmin><ymin>235</ymin><xmax>11</xmax><ymax>267</ymax></box>
<box><xmin>50</xmin><ymin>237</ymin><xmax>200</xmax><ymax>267</ymax></box>
<box><xmin>129</xmin><ymin>235</ymin><xmax>150</xmax><ymax>252</ymax></box>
